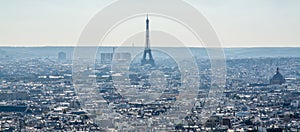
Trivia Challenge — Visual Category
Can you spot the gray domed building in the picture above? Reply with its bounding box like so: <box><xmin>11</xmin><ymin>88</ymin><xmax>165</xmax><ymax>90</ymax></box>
<box><xmin>270</xmin><ymin>67</ymin><xmax>285</xmax><ymax>85</ymax></box>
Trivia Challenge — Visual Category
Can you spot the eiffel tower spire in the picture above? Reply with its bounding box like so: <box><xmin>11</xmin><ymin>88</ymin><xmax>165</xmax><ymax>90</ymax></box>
<box><xmin>141</xmin><ymin>14</ymin><xmax>155</xmax><ymax>67</ymax></box>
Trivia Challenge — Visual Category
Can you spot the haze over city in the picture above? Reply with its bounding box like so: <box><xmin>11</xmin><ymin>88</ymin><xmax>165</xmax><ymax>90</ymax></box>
<box><xmin>1</xmin><ymin>0</ymin><xmax>300</xmax><ymax>47</ymax></box>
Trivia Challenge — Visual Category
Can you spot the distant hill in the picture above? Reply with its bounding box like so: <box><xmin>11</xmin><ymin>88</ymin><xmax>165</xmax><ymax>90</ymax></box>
<box><xmin>0</xmin><ymin>47</ymin><xmax>299</xmax><ymax>59</ymax></box>
<box><xmin>0</xmin><ymin>47</ymin><xmax>75</xmax><ymax>59</ymax></box>
<box><xmin>224</xmin><ymin>48</ymin><xmax>300</xmax><ymax>59</ymax></box>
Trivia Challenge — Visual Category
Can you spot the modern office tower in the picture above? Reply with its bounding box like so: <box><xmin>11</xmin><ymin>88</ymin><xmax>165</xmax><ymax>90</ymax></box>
<box><xmin>58</xmin><ymin>52</ymin><xmax>67</xmax><ymax>61</ymax></box>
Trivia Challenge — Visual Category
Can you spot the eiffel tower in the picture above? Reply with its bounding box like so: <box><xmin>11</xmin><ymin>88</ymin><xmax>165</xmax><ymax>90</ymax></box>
<box><xmin>141</xmin><ymin>15</ymin><xmax>155</xmax><ymax>67</ymax></box>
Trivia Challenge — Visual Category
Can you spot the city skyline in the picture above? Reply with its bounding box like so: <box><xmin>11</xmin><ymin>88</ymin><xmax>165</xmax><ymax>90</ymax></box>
<box><xmin>1</xmin><ymin>0</ymin><xmax>300</xmax><ymax>131</ymax></box>
<box><xmin>0</xmin><ymin>47</ymin><xmax>299</xmax><ymax>131</ymax></box>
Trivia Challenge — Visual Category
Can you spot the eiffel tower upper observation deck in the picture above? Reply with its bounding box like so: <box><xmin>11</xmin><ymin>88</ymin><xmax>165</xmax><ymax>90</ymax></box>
<box><xmin>141</xmin><ymin>15</ymin><xmax>155</xmax><ymax>67</ymax></box>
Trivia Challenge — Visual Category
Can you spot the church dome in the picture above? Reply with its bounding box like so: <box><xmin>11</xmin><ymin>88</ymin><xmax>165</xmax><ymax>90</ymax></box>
<box><xmin>270</xmin><ymin>67</ymin><xmax>285</xmax><ymax>85</ymax></box>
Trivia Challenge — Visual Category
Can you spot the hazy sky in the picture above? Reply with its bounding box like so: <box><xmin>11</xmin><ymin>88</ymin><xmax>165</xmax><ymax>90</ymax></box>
<box><xmin>0</xmin><ymin>0</ymin><xmax>300</xmax><ymax>47</ymax></box>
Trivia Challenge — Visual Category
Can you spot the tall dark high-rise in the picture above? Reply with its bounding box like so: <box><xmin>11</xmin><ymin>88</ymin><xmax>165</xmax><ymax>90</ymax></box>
<box><xmin>141</xmin><ymin>15</ymin><xmax>155</xmax><ymax>67</ymax></box>
<box><xmin>58</xmin><ymin>52</ymin><xmax>66</xmax><ymax>61</ymax></box>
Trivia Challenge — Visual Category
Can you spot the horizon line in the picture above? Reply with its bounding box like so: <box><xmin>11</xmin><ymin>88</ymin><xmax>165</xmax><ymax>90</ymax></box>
<box><xmin>0</xmin><ymin>45</ymin><xmax>300</xmax><ymax>48</ymax></box>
